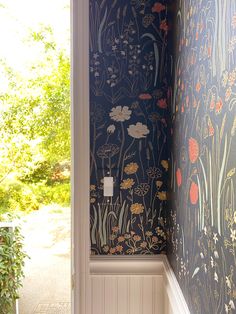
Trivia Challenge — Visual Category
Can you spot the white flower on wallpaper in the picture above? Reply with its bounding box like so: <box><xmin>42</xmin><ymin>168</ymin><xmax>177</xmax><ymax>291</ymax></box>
<box><xmin>127</xmin><ymin>122</ymin><xmax>150</xmax><ymax>138</ymax></box>
<box><xmin>109</xmin><ymin>106</ymin><xmax>132</xmax><ymax>122</ymax></box>
<box><xmin>107</xmin><ymin>124</ymin><xmax>116</xmax><ymax>133</ymax></box>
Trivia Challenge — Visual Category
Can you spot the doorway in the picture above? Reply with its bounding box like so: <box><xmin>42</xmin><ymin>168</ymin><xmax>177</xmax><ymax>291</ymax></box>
<box><xmin>0</xmin><ymin>0</ymin><xmax>71</xmax><ymax>313</ymax></box>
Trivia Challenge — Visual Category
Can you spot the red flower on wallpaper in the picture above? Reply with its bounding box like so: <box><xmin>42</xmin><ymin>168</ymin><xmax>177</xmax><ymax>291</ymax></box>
<box><xmin>188</xmin><ymin>137</ymin><xmax>199</xmax><ymax>163</ymax></box>
<box><xmin>186</xmin><ymin>95</ymin><xmax>189</xmax><ymax>107</ymax></box>
<box><xmin>189</xmin><ymin>181</ymin><xmax>199</xmax><ymax>205</ymax></box>
<box><xmin>152</xmin><ymin>2</ymin><xmax>166</xmax><ymax>13</ymax></box>
<box><xmin>208</xmin><ymin>45</ymin><xmax>212</xmax><ymax>57</ymax></box>
<box><xmin>139</xmin><ymin>94</ymin><xmax>152</xmax><ymax>100</ymax></box>
<box><xmin>176</xmin><ymin>168</ymin><xmax>182</xmax><ymax>187</ymax></box>
<box><xmin>157</xmin><ymin>98</ymin><xmax>167</xmax><ymax>109</ymax></box>
<box><xmin>195</xmin><ymin>82</ymin><xmax>201</xmax><ymax>92</ymax></box>
<box><xmin>215</xmin><ymin>98</ymin><xmax>223</xmax><ymax>114</ymax></box>
<box><xmin>196</xmin><ymin>31</ymin><xmax>199</xmax><ymax>41</ymax></box>
<box><xmin>139</xmin><ymin>93</ymin><xmax>152</xmax><ymax>100</ymax></box>
<box><xmin>160</xmin><ymin>20</ymin><xmax>169</xmax><ymax>32</ymax></box>
<box><xmin>210</xmin><ymin>96</ymin><xmax>215</xmax><ymax>110</ymax></box>
<box><xmin>208</xmin><ymin>118</ymin><xmax>214</xmax><ymax>136</ymax></box>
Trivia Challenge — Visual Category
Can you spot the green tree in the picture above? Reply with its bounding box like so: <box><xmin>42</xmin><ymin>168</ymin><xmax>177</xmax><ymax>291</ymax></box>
<box><xmin>0</xmin><ymin>26</ymin><xmax>70</xmax><ymax>213</ymax></box>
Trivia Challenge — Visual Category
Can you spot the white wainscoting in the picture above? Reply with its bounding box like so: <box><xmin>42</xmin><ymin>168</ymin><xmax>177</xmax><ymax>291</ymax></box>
<box><xmin>90</xmin><ymin>255</ymin><xmax>190</xmax><ymax>314</ymax></box>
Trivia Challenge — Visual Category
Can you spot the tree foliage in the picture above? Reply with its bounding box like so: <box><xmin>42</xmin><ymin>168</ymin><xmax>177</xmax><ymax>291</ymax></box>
<box><xmin>0</xmin><ymin>26</ymin><xmax>70</xmax><ymax>214</ymax></box>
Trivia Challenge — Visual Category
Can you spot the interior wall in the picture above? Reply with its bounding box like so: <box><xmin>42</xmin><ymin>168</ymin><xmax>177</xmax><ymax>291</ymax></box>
<box><xmin>168</xmin><ymin>1</ymin><xmax>236</xmax><ymax>313</ymax></box>
<box><xmin>89</xmin><ymin>0</ymin><xmax>173</xmax><ymax>255</ymax></box>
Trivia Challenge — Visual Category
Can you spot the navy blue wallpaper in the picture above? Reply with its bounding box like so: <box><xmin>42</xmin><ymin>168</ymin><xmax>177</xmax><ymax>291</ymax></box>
<box><xmin>89</xmin><ymin>0</ymin><xmax>172</xmax><ymax>255</ymax></box>
<box><xmin>168</xmin><ymin>1</ymin><xmax>236</xmax><ymax>313</ymax></box>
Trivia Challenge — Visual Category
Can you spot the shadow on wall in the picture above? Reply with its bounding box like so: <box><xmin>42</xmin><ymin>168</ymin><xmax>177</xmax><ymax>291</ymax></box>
<box><xmin>168</xmin><ymin>1</ymin><xmax>236</xmax><ymax>314</ymax></box>
<box><xmin>89</xmin><ymin>0</ymin><xmax>173</xmax><ymax>255</ymax></box>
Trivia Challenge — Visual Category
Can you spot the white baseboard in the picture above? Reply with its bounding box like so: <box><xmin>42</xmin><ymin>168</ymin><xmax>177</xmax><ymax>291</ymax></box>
<box><xmin>90</xmin><ymin>255</ymin><xmax>190</xmax><ymax>314</ymax></box>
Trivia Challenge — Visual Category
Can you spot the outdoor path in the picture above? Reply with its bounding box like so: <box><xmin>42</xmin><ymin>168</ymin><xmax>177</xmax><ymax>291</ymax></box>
<box><xmin>19</xmin><ymin>205</ymin><xmax>71</xmax><ymax>314</ymax></box>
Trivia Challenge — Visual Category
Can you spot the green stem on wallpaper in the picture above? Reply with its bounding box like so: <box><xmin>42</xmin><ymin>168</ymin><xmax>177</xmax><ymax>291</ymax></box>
<box><xmin>217</xmin><ymin>135</ymin><xmax>228</xmax><ymax>235</ymax></box>
<box><xmin>121</xmin><ymin>138</ymin><xmax>135</xmax><ymax>180</ymax></box>
<box><xmin>91</xmin><ymin>205</ymin><xmax>98</xmax><ymax>245</ymax></box>
<box><xmin>116</xmin><ymin>122</ymin><xmax>125</xmax><ymax>179</ymax></box>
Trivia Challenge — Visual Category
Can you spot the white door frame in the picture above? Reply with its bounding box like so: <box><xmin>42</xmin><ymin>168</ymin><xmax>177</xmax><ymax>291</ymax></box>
<box><xmin>71</xmin><ymin>0</ymin><xmax>91</xmax><ymax>313</ymax></box>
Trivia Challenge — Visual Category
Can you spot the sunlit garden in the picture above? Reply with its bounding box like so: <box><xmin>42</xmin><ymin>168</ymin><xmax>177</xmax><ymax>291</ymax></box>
<box><xmin>0</xmin><ymin>1</ymin><xmax>70</xmax><ymax>313</ymax></box>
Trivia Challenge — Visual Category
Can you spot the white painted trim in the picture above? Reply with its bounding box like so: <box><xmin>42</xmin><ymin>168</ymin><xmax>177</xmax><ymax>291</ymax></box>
<box><xmin>71</xmin><ymin>0</ymin><xmax>91</xmax><ymax>314</ymax></box>
<box><xmin>90</xmin><ymin>256</ymin><xmax>190</xmax><ymax>314</ymax></box>
<box><xmin>90</xmin><ymin>256</ymin><xmax>164</xmax><ymax>275</ymax></box>
<box><xmin>162</xmin><ymin>256</ymin><xmax>190</xmax><ymax>314</ymax></box>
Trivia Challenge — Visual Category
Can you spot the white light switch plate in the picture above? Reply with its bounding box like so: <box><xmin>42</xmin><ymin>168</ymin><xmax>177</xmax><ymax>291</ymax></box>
<box><xmin>103</xmin><ymin>177</ymin><xmax>113</xmax><ymax>196</ymax></box>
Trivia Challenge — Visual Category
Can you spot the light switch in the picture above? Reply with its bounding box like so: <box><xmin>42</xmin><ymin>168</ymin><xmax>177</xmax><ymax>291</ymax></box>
<box><xmin>103</xmin><ymin>177</ymin><xmax>113</xmax><ymax>196</ymax></box>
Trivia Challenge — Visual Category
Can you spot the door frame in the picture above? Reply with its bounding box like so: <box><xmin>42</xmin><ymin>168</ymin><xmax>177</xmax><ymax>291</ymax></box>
<box><xmin>71</xmin><ymin>0</ymin><xmax>91</xmax><ymax>313</ymax></box>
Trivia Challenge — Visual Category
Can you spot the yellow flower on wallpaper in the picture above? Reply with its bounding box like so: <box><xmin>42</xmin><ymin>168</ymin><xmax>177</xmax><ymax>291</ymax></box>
<box><xmin>227</xmin><ymin>168</ymin><xmax>236</xmax><ymax>178</ymax></box>
<box><xmin>156</xmin><ymin>180</ymin><xmax>163</xmax><ymax>189</ymax></box>
<box><xmin>124</xmin><ymin>162</ymin><xmax>139</xmax><ymax>174</ymax></box>
<box><xmin>161</xmin><ymin>160</ymin><xmax>169</xmax><ymax>171</ymax></box>
<box><xmin>120</xmin><ymin>178</ymin><xmax>135</xmax><ymax>189</ymax></box>
<box><xmin>90</xmin><ymin>185</ymin><xmax>96</xmax><ymax>191</ymax></box>
<box><xmin>130</xmin><ymin>203</ymin><xmax>144</xmax><ymax>215</ymax></box>
<box><xmin>157</xmin><ymin>191</ymin><xmax>167</xmax><ymax>201</ymax></box>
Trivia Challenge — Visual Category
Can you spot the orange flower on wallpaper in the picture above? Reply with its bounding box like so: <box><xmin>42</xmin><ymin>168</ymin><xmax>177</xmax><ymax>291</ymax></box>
<box><xmin>157</xmin><ymin>98</ymin><xmax>167</xmax><ymax>109</ymax></box>
<box><xmin>225</xmin><ymin>87</ymin><xmax>232</xmax><ymax>102</ymax></box>
<box><xmin>139</xmin><ymin>93</ymin><xmax>152</xmax><ymax>100</ymax></box>
<box><xmin>189</xmin><ymin>181</ymin><xmax>199</xmax><ymax>205</ymax></box>
<box><xmin>196</xmin><ymin>31</ymin><xmax>199</xmax><ymax>41</ymax></box>
<box><xmin>116</xmin><ymin>245</ymin><xmax>123</xmax><ymax>253</ymax></box>
<box><xmin>210</xmin><ymin>95</ymin><xmax>215</xmax><ymax>110</ymax></box>
<box><xmin>152</xmin><ymin>2</ymin><xmax>166</xmax><ymax>13</ymax></box>
<box><xmin>156</xmin><ymin>180</ymin><xmax>163</xmax><ymax>189</ymax></box>
<box><xmin>232</xmin><ymin>14</ymin><xmax>236</xmax><ymax>28</ymax></box>
<box><xmin>124</xmin><ymin>162</ymin><xmax>139</xmax><ymax>175</ymax></box>
<box><xmin>188</xmin><ymin>137</ymin><xmax>199</xmax><ymax>163</ymax></box>
<box><xmin>120</xmin><ymin>178</ymin><xmax>135</xmax><ymax>189</ymax></box>
<box><xmin>161</xmin><ymin>160</ymin><xmax>169</xmax><ymax>171</ymax></box>
<box><xmin>186</xmin><ymin>95</ymin><xmax>189</xmax><ymax>107</ymax></box>
<box><xmin>176</xmin><ymin>168</ymin><xmax>182</xmax><ymax>187</ymax></box>
<box><xmin>133</xmin><ymin>235</ymin><xmax>141</xmax><ymax>242</ymax></box>
<box><xmin>157</xmin><ymin>191</ymin><xmax>167</xmax><ymax>201</ymax></box>
<box><xmin>130</xmin><ymin>203</ymin><xmax>144</xmax><ymax>215</ymax></box>
<box><xmin>208</xmin><ymin>118</ymin><xmax>214</xmax><ymax>136</ymax></box>
<box><xmin>195</xmin><ymin>82</ymin><xmax>201</xmax><ymax>92</ymax></box>
<box><xmin>215</xmin><ymin>98</ymin><xmax>223</xmax><ymax>114</ymax></box>
<box><xmin>208</xmin><ymin>45</ymin><xmax>212</xmax><ymax>57</ymax></box>
<box><xmin>193</xmin><ymin>97</ymin><xmax>197</xmax><ymax>108</ymax></box>
<box><xmin>160</xmin><ymin>20</ymin><xmax>169</xmax><ymax>32</ymax></box>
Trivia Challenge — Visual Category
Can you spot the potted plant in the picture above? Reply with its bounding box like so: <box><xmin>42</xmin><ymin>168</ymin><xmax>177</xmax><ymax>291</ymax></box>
<box><xmin>0</xmin><ymin>220</ymin><xmax>27</xmax><ymax>314</ymax></box>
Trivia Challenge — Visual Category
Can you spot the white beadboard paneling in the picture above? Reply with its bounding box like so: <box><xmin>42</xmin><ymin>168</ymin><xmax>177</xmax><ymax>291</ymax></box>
<box><xmin>129</xmin><ymin>277</ymin><xmax>142</xmax><ymax>314</ymax></box>
<box><xmin>104</xmin><ymin>277</ymin><xmax>118</xmax><ymax>314</ymax></box>
<box><xmin>91</xmin><ymin>276</ymin><xmax>104</xmax><ymax>314</ymax></box>
<box><xmin>154</xmin><ymin>275</ymin><xmax>164</xmax><ymax>314</ymax></box>
<box><xmin>142</xmin><ymin>276</ymin><xmax>154</xmax><ymax>314</ymax></box>
<box><xmin>90</xmin><ymin>256</ymin><xmax>190</xmax><ymax>314</ymax></box>
<box><xmin>117</xmin><ymin>277</ymin><xmax>129</xmax><ymax>314</ymax></box>
<box><xmin>91</xmin><ymin>275</ymin><xmax>164</xmax><ymax>314</ymax></box>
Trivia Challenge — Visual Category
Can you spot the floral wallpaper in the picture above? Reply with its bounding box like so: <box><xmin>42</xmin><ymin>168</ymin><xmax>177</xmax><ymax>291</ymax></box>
<box><xmin>168</xmin><ymin>0</ymin><xmax>236</xmax><ymax>313</ymax></box>
<box><xmin>89</xmin><ymin>0</ymin><xmax>172</xmax><ymax>255</ymax></box>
